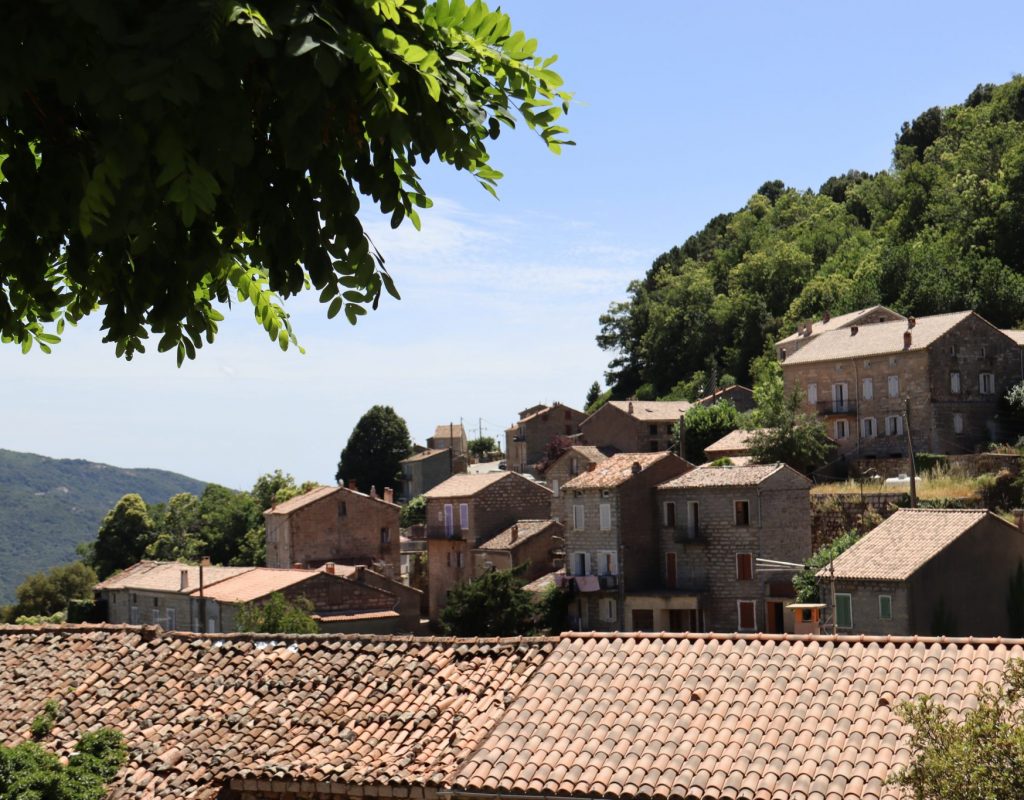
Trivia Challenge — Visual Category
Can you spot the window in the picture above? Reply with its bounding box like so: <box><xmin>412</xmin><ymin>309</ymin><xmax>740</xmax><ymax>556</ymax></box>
<box><xmin>879</xmin><ymin>595</ymin><xmax>893</xmax><ymax>620</ymax></box>
<box><xmin>572</xmin><ymin>504</ymin><xmax>585</xmax><ymax>530</ymax></box>
<box><xmin>599</xmin><ymin>598</ymin><xmax>617</xmax><ymax>622</ymax></box>
<box><xmin>831</xmin><ymin>382</ymin><xmax>849</xmax><ymax>412</ymax></box>
<box><xmin>687</xmin><ymin>501</ymin><xmax>700</xmax><ymax>538</ymax></box>
<box><xmin>551</xmin><ymin>479</ymin><xmax>559</xmax><ymax>497</ymax></box>
<box><xmin>861</xmin><ymin>378</ymin><xmax>873</xmax><ymax>400</ymax></box>
<box><xmin>380</xmin><ymin>527</ymin><xmax>391</xmax><ymax>546</ymax></box>
<box><xmin>665</xmin><ymin>552</ymin><xmax>677</xmax><ymax>589</ymax></box>
<box><xmin>861</xmin><ymin>417</ymin><xmax>876</xmax><ymax>438</ymax></box>
<box><xmin>572</xmin><ymin>552</ymin><xmax>590</xmax><ymax>576</ymax></box>
<box><xmin>736</xmin><ymin>553</ymin><xmax>754</xmax><ymax>581</ymax></box>
<box><xmin>459</xmin><ymin>503</ymin><xmax>469</xmax><ymax>530</ymax></box>
<box><xmin>887</xmin><ymin>375</ymin><xmax>900</xmax><ymax>398</ymax></box>
<box><xmin>949</xmin><ymin>344</ymin><xmax>956</xmax><ymax>356</ymax></box>
<box><xmin>664</xmin><ymin>501</ymin><xmax>676</xmax><ymax>527</ymax></box>
<box><xmin>649</xmin><ymin>440</ymin><xmax>660</xmax><ymax>452</ymax></box>
<box><xmin>151</xmin><ymin>608</ymin><xmax>160</xmax><ymax>624</ymax></box>
<box><xmin>836</xmin><ymin>593</ymin><xmax>853</xmax><ymax>629</ymax></box>
<box><xmin>457</xmin><ymin>551</ymin><xmax>464</xmax><ymax>568</ymax></box>
<box><xmin>886</xmin><ymin>415</ymin><xmax>904</xmax><ymax>436</ymax></box>
<box><xmin>153</xmin><ymin>596</ymin><xmax>159</xmax><ymax>607</ymax></box>
<box><xmin>737</xmin><ymin>600</ymin><xmax>756</xmax><ymax>631</ymax></box>
<box><xmin>129</xmin><ymin>605</ymin><xmax>139</xmax><ymax>624</ymax></box>
<box><xmin>339</xmin><ymin>501</ymin><xmax>347</xmax><ymax>518</ymax></box>
<box><xmin>649</xmin><ymin>424</ymin><xmax>658</xmax><ymax>436</ymax></box>
<box><xmin>834</xmin><ymin>419</ymin><xmax>848</xmax><ymax>440</ymax></box>
<box><xmin>570</xmin><ymin>457</ymin><xmax>579</xmax><ymax>476</ymax></box>
<box><xmin>980</xmin><ymin>372</ymin><xmax>995</xmax><ymax>394</ymax></box>
<box><xmin>807</xmin><ymin>383</ymin><xmax>818</xmax><ymax>404</ymax></box>
<box><xmin>734</xmin><ymin>500</ymin><xmax>750</xmax><ymax>526</ymax></box>
<box><xmin>597</xmin><ymin>551</ymin><xmax>618</xmax><ymax>576</ymax></box>
<box><xmin>165</xmin><ymin>607</ymin><xmax>176</xmax><ymax>631</ymax></box>
<box><xmin>950</xmin><ymin>371</ymin><xmax>961</xmax><ymax>394</ymax></box>
<box><xmin>599</xmin><ymin>503</ymin><xmax>612</xmax><ymax>530</ymax></box>
<box><xmin>208</xmin><ymin>617</ymin><xmax>218</xmax><ymax>634</ymax></box>
<box><xmin>444</xmin><ymin>504</ymin><xmax>454</xmax><ymax>536</ymax></box>
<box><xmin>953</xmin><ymin>413</ymin><xmax>964</xmax><ymax>434</ymax></box>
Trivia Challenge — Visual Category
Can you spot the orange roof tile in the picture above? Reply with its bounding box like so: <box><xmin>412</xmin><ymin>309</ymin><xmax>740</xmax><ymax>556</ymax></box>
<box><xmin>606</xmin><ymin>399</ymin><xmax>691</xmax><ymax>421</ymax></box>
<box><xmin>401</xmin><ymin>448</ymin><xmax>449</xmax><ymax>464</ymax></box>
<box><xmin>776</xmin><ymin>305</ymin><xmax>904</xmax><ymax>345</ymax></box>
<box><xmin>190</xmin><ymin>567</ymin><xmax>347</xmax><ymax>603</ymax></box>
<box><xmin>432</xmin><ymin>423</ymin><xmax>465</xmax><ymax>439</ymax></box>
<box><xmin>563</xmin><ymin>453</ymin><xmax>682</xmax><ymax>490</ymax></box>
<box><xmin>263</xmin><ymin>484</ymin><xmax>338</xmax><ymax>514</ymax></box>
<box><xmin>1002</xmin><ymin>329</ymin><xmax>1024</xmax><ymax>346</ymax></box>
<box><xmin>312</xmin><ymin>611</ymin><xmax>400</xmax><ymax>622</ymax></box>
<box><xmin>95</xmin><ymin>561</ymin><xmax>253</xmax><ymax>593</ymax></box>
<box><xmin>658</xmin><ymin>461</ymin><xmax>808</xmax><ymax>488</ymax></box>
<box><xmin>702</xmin><ymin>428</ymin><xmax>764</xmax><ymax>455</ymax></box>
<box><xmin>476</xmin><ymin>520</ymin><xmax>561</xmax><ymax>551</ymax></box>
<box><xmin>423</xmin><ymin>472</ymin><xmax>544</xmax><ymax>499</ymax></box>
<box><xmin>823</xmin><ymin>508</ymin><xmax>997</xmax><ymax>581</ymax></box>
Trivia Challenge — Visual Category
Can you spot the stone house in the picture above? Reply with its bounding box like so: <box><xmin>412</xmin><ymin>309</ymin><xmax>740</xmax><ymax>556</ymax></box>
<box><xmin>579</xmin><ymin>400</ymin><xmax>690</xmax><ymax>455</ymax></box>
<box><xmin>775</xmin><ymin>305</ymin><xmax>905</xmax><ymax>359</ymax></box>
<box><xmin>561</xmin><ymin>452</ymin><xmax>691</xmax><ymax>631</ymax></box>
<box><xmin>264</xmin><ymin>483</ymin><xmax>401</xmax><ymax>577</ymax></box>
<box><xmin>504</xmin><ymin>402</ymin><xmax>588</xmax><ymax>475</ymax></box>
<box><xmin>96</xmin><ymin>560</ymin><xmax>423</xmax><ymax>633</ymax></box>
<box><xmin>471</xmin><ymin>519</ymin><xmax>564</xmax><ymax>584</ymax></box>
<box><xmin>781</xmin><ymin>310</ymin><xmax>1024</xmax><ymax>458</ymax></box>
<box><xmin>540</xmin><ymin>444</ymin><xmax>614</xmax><ymax>520</ymax></box>
<box><xmin>696</xmin><ymin>384</ymin><xmax>757</xmax><ymax>413</ymax></box>
<box><xmin>399</xmin><ymin>448</ymin><xmax>453</xmax><ymax>500</ymax></box>
<box><xmin>423</xmin><ymin>472</ymin><xmax>552</xmax><ymax>620</ymax></box>
<box><xmin>427</xmin><ymin>423</ymin><xmax>468</xmax><ymax>458</ymax></box>
<box><xmin>655</xmin><ymin>462</ymin><xmax>813</xmax><ymax>634</ymax></box>
<box><xmin>702</xmin><ymin>428</ymin><xmax>766</xmax><ymax>464</ymax></box>
<box><xmin>823</xmin><ymin>508</ymin><xmax>1024</xmax><ymax>637</ymax></box>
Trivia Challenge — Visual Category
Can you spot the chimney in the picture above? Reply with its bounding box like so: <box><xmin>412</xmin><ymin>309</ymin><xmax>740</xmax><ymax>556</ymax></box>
<box><xmin>510</xmin><ymin>524</ymin><xmax>519</xmax><ymax>542</ymax></box>
<box><xmin>587</xmin><ymin>462</ymin><xmax>597</xmax><ymax>472</ymax></box>
<box><xmin>324</xmin><ymin>562</ymin><xmax>335</xmax><ymax>575</ymax></box>
<box><xmin>179</xmin><ymin>569</ymin><xmax>189</xmax><ymax>591</ymax></box>
<box><xmin>804</xmin><ymin>321</ymin><xmax>812</xmax><ymax>336</ymax></box>
<box><xmin>348</xmin><ymin>479</ymin><xmax>358</xmax><ymax>491</ymax></box>
<box><xmin>292</xmin><ymin>562</ymin><xmax>303</xmax><ymax>570</ymax></box>
<box><xmin>631</xmin><ymin>461</ymin><xmax>642</xmax><ymax>475</ymax></box>
<box><xmin>822</xmin><ymin>310</ymin><xmax>831</xmax><ymax>324</ymax></box>
<box><xmin>383</xmin><ymin>487</ymin><xmax>394</xmax><ymax>504</ymax></box>
<box><xmin>354</xmin><ymin>565</ymin><xmax>365</xmax><ymax>582</ymax></box>
<box><xmin>907</xmin><ymin>316</ymin><xmax>916</xmax><ymax>329</ymax></box>
<box><xmin>850</xmin><ymin>325</ymin><xmax>859</xmax><ymax>336</ymax></box>
<box><xmin>369</xmin><ymin>485</ymin><xmax>377</xmax><ymax>499</ymax></box>
<box><xmin>903</xmin><ymin>330</ymin><xmax>912</xmax><ymax>349</ymax></box>
<box><xmin>628</xmin><ymin>400</ymin><xmax>634</xmax><ymax>414</ymax></box>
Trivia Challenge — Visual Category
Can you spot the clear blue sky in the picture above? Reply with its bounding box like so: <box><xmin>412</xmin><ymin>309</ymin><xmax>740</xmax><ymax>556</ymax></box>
<box><xmin>3</xmin><ymin>2</ymin><xmax>1023</xmax><ymax>489</ymax></box>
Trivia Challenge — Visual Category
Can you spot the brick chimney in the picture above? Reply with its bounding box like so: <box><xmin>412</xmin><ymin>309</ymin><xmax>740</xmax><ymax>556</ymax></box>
<box><xmin>907</xmin><ymin>316</ymin><xmax>916</xmax><ymax>328</ymax></box>
<box><xmin>903</xmin><ymin>330</ymin><xmax>912</xmax><ymax>349</ymax></box>
<box><xmin>631</xmin><ymin>461</ymin><xmax>641</xmax><ymax>475</ymax></box>
<box><xmin>383</xmin><ymin>487</ymin><xmax>394</xmax><ymax>504</ymax></box>
<box><xmin>324</xmin><ymin>562</ymin><xmax>335</xmax><ymax>575</ymax></box>
<box><xmin>179</xmin><ymin>569</ymin><xmax>189</xmax><ymax>591</ymax></box>
<box><xmin>850</xmin><ymin>325</ymin><xmax>859</xmax><ymax>336</ymax></box>
<box><xmin>804</xmin><ymin>321</ymin><xmax>812</xmax><ymax>336</ymax></box>
<box><xmin>348</xmin><ymin>479</ymin><xmax>358</xmax><ymax>491</ymax></box>
<box><xmin>510</xmin><ymin>524</ymin><xmax>519</xmax><ymax>542</ymax></box>
<box><xmin>587</xmin><ymin>462</ymin><xmax>597</xmax><ymax>472</ymax></box>
<box><xmin>354</xmin><ymin>565</ymin><xmax>365</xmax><ymax>582</ymax></box>
<box><xmin>628</xmin><ymin>400</ymin><xmax>634</xmax><ymax>414</ymax></box>
<box><xmin>369</xmin><ymin>485</ymin><xmax>377</xmax><ymax>499</ymax></box>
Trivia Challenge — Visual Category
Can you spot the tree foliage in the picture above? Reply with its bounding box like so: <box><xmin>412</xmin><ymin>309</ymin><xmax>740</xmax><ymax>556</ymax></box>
<box><xmin>893</xmin><ymin>659</ymin><xmax>1024</xmax><ymax>800</ymax></box>
<box><xmin>399</xmin><ymin>494</ymin><xmax>427</xmax><ymax>528</ymax></box>
<box><xmin>792</xmin><ymin>529</ymin><xmax>861</xmax><ymax>602</ymax></box>
<box><xmin>236</xmin><ymin>591</ymin><xmax>318</xmax><ymax>634</ymax></box>
<box><xmin>0</xmin><ymin>0</ymin><xmax>571</xmax><ymax>361</ymax></box>
<box><xmin>0</xmin><ymin>724</ymin><xmax>126</xmax><ymax>800</ymax></box>
<box><xmin>89</xmin><ymin>494</ymin><xmax>155</xmax><ymax>579</ymax></box>
<box><xmin>597</xmin><ymin>76</ymin><xmax>1024</xmax><ymax>398</ymax></box>
<box><xmin>440</xmin><ymin>566</ymin><xmax>535</xmax><ymax>636</ymax></box>
<box><xmin>585</xmin><ymin>381</ymin><xmax>601</xmax><ymax>409</ymax></box>
<box><xmin>336</xmin><ymin>405</ymin><xmax>412</xmax><ymax>493</ymax></box>
<box><xmin>677</xmin><ymin>400</ymin><xmax>742</xmax><ymax>464</ymax></box>
<box><xmin>11</xmin><ymin>561</ymin><xmax>97</xmax><ymax>619</ymax></box>
<box><xmin>748</xmin><ymin>367</ymin><xmax>832</xmax><ymax>476</ymax></box>
<box><xmin>468</xmin><ymin>436</ymin><xmax>497</xmax><ymax>458</ymax></box>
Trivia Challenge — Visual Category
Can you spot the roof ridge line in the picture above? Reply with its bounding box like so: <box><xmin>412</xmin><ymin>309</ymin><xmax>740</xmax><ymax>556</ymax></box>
<box><xmin>558</xmin><ymin>630</ymin><xmax>1024</xmax><ymax>646</ymax></box>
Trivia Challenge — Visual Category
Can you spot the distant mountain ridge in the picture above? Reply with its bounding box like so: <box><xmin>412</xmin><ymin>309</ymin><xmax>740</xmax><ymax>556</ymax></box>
<box><xmin>0</xmin><ymin>448</ymin><xmax>207</xmax><ymax>603</ymax></box>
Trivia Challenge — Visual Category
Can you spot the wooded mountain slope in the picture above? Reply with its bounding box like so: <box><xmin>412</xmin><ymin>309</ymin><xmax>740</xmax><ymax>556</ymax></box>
<box><xmin>599</xmin><ymin>77</ymin><xmax>1024</xmax><ymax>398</ymax></box>
<box><xmin>0</xmin><ymin>449</ymin><xmax>206</xmax><ymax>602</ymax></box>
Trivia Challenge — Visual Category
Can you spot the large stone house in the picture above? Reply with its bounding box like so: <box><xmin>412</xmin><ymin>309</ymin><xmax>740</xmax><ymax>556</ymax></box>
<box><xmin>775</xmin><ymin>305</ymin><xmax>906</xmax><ymax>359</ymax></box>
<box><xmin>655</xmin><ymin>462</ymin><xmax>813</xmax><ymax>634</ymax></box>
<box><xmin>823</xmin><ymin>508</ymin><xmax>1024</xmax><ymax>637</ymax></box>
<box><xmin>780</xmin><ymin>309</ymin><xmax>1023</xmax><ymax>457</ymax></box>
<box><xmin>561</xmin><ymin>452</ymin><xmax>691</xmax><ymax>631</ymax></box>
<box><xmin>264</xmin><ymin>483</ymin><xmax>401</xmax><ymax>577</ymax></box>
<box><xmin>423</xmin><ymin>471</ymin><xmax>552</xmax><ymax>620</ymax></box>
<box><xmin>540</xmin><ymin>444</ymin><xmax>614</xmax><ymax>519</ymax></box>
<box><xmin>504</xmin><ymin>402</ymin><xmax>587</xmax><ymax>475</ymax></box>
<box><xmin>399</xmin><ymin>448</ymin><xmax>453</xmax><ymax>500</ymax></box>
<box><xmin>427</xmin><ymin>423</ymin><xmax>468</xmax><ymax>459</ymax></box>
<box><xmin>579</xmin><ymin>400</ymin><xmax>690</xmax><ymax>454</ymax></box>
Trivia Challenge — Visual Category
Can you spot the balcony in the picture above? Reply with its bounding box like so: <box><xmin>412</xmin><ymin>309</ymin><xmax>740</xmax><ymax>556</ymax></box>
<box><xmin>598</xmin><ymin>574</ymin><xmax>619</xmax><ymax>590</ymax></box>
<box><xmin>816</xmin><ymin>400</ymin><xmax>857</xmax><ymax>417</ymax></box>
<box><xmin>672</xmin><ymin>526</ymin><xmax>708</xmax><ymax>544</ymax></box>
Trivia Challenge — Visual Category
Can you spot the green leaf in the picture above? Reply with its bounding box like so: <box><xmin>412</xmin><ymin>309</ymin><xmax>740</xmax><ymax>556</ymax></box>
<box><xmin>327</xmin><ymin>297</ymin><xmax>342</xmax><ymax>319</ymax></box>
<box><xmin>286</xmin><ymin>34</ymin><xmax>320</xmax><ymax>57</ymax></box>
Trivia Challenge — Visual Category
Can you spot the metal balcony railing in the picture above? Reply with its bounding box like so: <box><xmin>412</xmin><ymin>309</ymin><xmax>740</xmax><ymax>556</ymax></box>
<box><xmin>816</xmin><ymin>399</ymin><xmax>857</xmax><ymax>416</ymax></box>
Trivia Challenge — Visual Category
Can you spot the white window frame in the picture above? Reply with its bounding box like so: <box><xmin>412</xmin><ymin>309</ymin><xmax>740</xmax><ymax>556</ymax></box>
<box><xmin>165</xmin><ymin>607</ymin><xmax>176</xmax><ymax>631</ymax></box>
<box><xmin>443</xmin><ymin>504</ymin><xmax>454</xmax><ymax>536</ymax></box>
<box><xmin>834</xmin><ymin>419</ymin><xmax>848</xmax><ymax>440</ymax></box>
<box><xmin>887</xmin><ymin>375</ymin><xmax>899</xmax><ymax>398</ymax></box>
<box><xmin>861</xmin><ymin>377</ymin><xmax>873</xmax><ymax>400</ymax></box>
<box><xmin>458</xmin><ymin>503</ymin><xmax>469</xmax><ymax>530</ymax></box>
<box><xmin>572</xmin><ymin>504</ymin><xmax>585</xmax><ymax>531</ymax></box>
<box><xmin>596</xmin><ymin>550</ymin><xmax>618</xmax><ymax>576</ymax></box>
<box><xmin>886</xmin><ymin>415</ymin><xmax>904</xmax><ymax>436</ymax></box>
<box><xmin>737</xmin><ymin>600</ymin><xmax>757</xmax><ymax>632</ymax></box>
<box><xmin>663</xmin><ymin>501</ymin><xmax>676</xmax><ymax>527</ymax></box>
<box><xmin>571</xmin><ymin>551</ymin><xmax>591</xmax><ymax>576</ymax></box>
<box><xmin>599</xmin><ymin>503</ymin><xmax>612</xmax><ymax>531</ymax></box>
<box><xmin>950</xmin><ymin>371</ymin><xmax>961</xmax><ymax>394</ymax></box>
<box><xmin>861</xmin><ymin>417</ymin><xmax>876</xmax><ymax>438</ymax></box>
<box><xmin>980</xmin><ymin>372</ymin><xmax>995</xmax><ymax>395</ymax></box>
<box><xmin>807</xmin><ymin>383</ymin><xmax>818</xmax><ymax>405</ymax></box>
<box><xmin>953</xmin><ymin>413</ymin><xmax>964</xmax><ymax>434</ymax></box>
<box><xmin>835</xmin><ymin>593</ymin><xmax>853</xmax><ymax>629</ymax></box>
<box><xmin>734</xmin><ymin>499</ymin><xmax>750</xmax><ymax>526</ymax></box>
<box><xmin>879</xmin><ymin>595</ymin><xmax>893</xmax><ymax>621</ymax></box>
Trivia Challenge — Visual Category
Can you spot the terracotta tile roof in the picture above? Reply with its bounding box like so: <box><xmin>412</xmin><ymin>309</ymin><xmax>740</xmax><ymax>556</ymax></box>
<box><xmin>1002</xmin><ymin>329</ymin><xmax>1024</xmax><ymax>346</ymax></box>
<box><xmin>606</xmin><ymin>399</ymin><xmax>691</xmax><ymax>421</ymax></box>
<box><xmin>423</xmin><ymin>471</ymin><xmax>542</xmax><ymax>499</ymax></box>
<box><xmin>776</xmin><ymin>305</ymin><xmax>904</xmax><ymax>345</ymax></box>
<box><xmin>509</xmin><ymin>403</ymin><xmax>583</xmax><ymax>429</ymax></box>
<box><xmin>95</xmin><ymin>561</ymin><xmax>253</xmax><ymax>593</ymax></box>
<box><xmin>189</xmin><ymin>567</ymin><xmax>345</xmax><ymax>603</ymax></box>
<box><xmin>823</xmin><ymin>508</ymin><xmax>996</xmax><ymax>581</ymax></box>
<box><xmin>0</xmin><ymin>626</ymin><xmax>556</xmax><ymax>798</ymax></box>
<box><xmin>563</xmin><ymin>453</ymin><xmax>680</xmax><ymax>490</ymax></box>
<box><xmin>263</xmin><ymin>484</ymin><xmax>338</xmax><ymax>514</ymax></box>
<box><xmin>659</xmin><ymin>461</ymin><xmax>807</xmax><ymax>488</ymax></box>
<box><xmin>522</xmin><ymin>571</ymin><xmax>561</xmax><ymax>594</ymax></box>
<box><xmin>312</xmin><ymin>610</ymin><xmax>400</xmax><ymax>622</ymax></box>
<box><xmin>539</xmin><ymin>446</ymin><xmax>613</xmax><ymax>476</ymax></box>
<box><xmin>782</xmin><ymin>310</ymin><xmax>976</xmax><ymax>365</ymax></box>
<box><xmin>476</xmin><ymin>520</ymin><xmax>560</xmax><ymax>551</ymax></box>
<box><xmin>401</xmin><ymin>448</ymin><xmax>448</xmax><ymax>464</ymax></box>
<box><xmin>703</xmin><ymin>428</ymin><xmax>765</xmax><ymax>455</ymax></box>
<box><xmin>695</xmin><ymin>384</ymin><xmax>754</xmax><ymax>406</ymax></box>
<box><xmin>452</xmin><ymin>631</ymin><xmax>1024</xmax><ymax>800</ymax></box>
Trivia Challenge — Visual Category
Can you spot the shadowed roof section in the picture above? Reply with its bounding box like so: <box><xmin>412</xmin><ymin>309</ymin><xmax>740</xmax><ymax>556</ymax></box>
<box><xmin>776</xmin><ymin>305</ymin><xmax>904</xmax><ymax>345</ymax></box>
<box><xmin>563</xmin><ymin>453</ymin><xmax>685</xmax><ymax>490</ymax></box>
<box><xmin>658</xmin><ymin>461</ymin><xmax>809</xmax><ymax>488</ymax></box>
<box><xmin>94</xmin><ymin>560</ymin><xmax>253</xmax><ymax>592</ymax></box>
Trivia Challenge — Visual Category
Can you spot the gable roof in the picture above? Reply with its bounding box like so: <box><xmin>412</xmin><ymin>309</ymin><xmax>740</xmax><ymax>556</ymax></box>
<box><xmin>782</xmin><ymin>310</ymin><xmax>978</xmax><ymax>365</ymax></box>
<box><xmin>476</xmin><ymin>519</ymin><xmax>561</xmax><ymax>551</ymax></box>
<box><xmin>703</xmin><ymin>428</ymin><xmax>765</xmax><ymax>455</ymax></box>
<box><xmin>658</xmin><ymin>461</ymin><xmax>809</xmax><ymax>489</ymax></box>
<box><xmin>190</xmin><ymin>566</ymin><xmax>355</xmax><ymax>603</ymax></box>
<box><xmin>452</xmin><ymin>631</ymin><xmax>1022</xmax><ymax>800</ymax></box>
<box><xmin>824</xmin><ymin>508</ymin><xmax>1001</xmax><ymax>581</ymax></box>
<box><xmin>563</xmin><ymin>453</ymin><xmax>684</xmax><ymax>490</ymax></box>
<box><xmin>1002</xmin><ymin>329</ymin><xmax>1024</xmax><ymax>346</ymax></box>
<box><xmin>432</xmin><ymin>424</ymin><xmax>465</xmax><ymax>439</ymax></box>
<box><xmin>605</xmin><ymin>399</ymin><xmax>691</xmax><ymax>422</ymax></box>
<box><xmin>95</xmin><ymin>560</ymin><xmax>253</xmax><ymax>593</ymax></box>
<box><xmin>423</xmin><ymin>471</ymin><xmax>510</xmax><ymax>499</ymax></box>
<box><xmin>775</xmin><ymin>305</ymin><xmax>905</xmax><ymax>346</ymax></box>
<box><xmin>266</xmin><ymin>484</ymin><xmax>400</xmax><ymax>515</ymax></box>
<box><xmin>695</xmin><ymin>384</ymin><xmax>754</xmax><ymax>406</ymax></box>
<box><xmin>401</xmin><ymin>448</ymin><xmax>449</xmax><ymax>464</ymax></box>
<box><xmin>540</xmin><ymin>445</ymin><xmax>613</xmax><ymax>475</ymax></box>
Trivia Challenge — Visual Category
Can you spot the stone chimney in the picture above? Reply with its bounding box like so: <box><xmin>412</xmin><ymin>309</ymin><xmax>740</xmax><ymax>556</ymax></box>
<box><xmin>587</xmin><ymin>462</ymin><xmax>597</xmax><ymax>472</ymax></box>
<box><xmin>383</xmin><ymin>487</ymin><xmax>394</xmax><ymax>504</ymax></box>
<box><xmin>907</xmin><ymin>316</ymin><xmax>916</xmax><ymax>328</ymax></box>
<box><xmin>510</xmin><ymin>524</ymin><xmax>519</xmax><ymax>542</ymax></box>
<box><xmin>804</xmin><ymin>321</ymin><xmax>812</xmax><ymax>336</ymax></box>
<box><xmin>903</xmin><ymin>330</ymin><xmax>912</xmax><ymax>349</ymax></box>
<box><xmin>822</xmin><ymin>310</ymin><xmax>831</xmax><ymax>324</ymax></box>
<box><xmin>850</xmin><ymin>325</ymin><xmax>859</xmax><ymax>336</ymax></box>
<box><xmin>369</xmin><ymin>485</ymin><xmax>377</xmax><ymax>499</ymax></box>
<box><xmin>292</xmin><ymin>562</ymin><xmax>303</xmax><ymax>570</ymax></box>
<box><xmin>324</xmin><ymin>562</ymin><xmax>335</xmax><ymax>575</ymax></box>
<box><xmin>628</xmin><ymin>400</ymin><xmax>634</xmax><ymax>414</ymax></box>
<box><xmin>179</xmin><ymin>569</ymin><xmax>189</xmax><ymax>591</ymax></box>
<box><xmin>348</xmin><ymin>479</ymin><xmax>358</xmax><ymax>491</ymax></box>
<box><xmin>354</xmin><ymin>565</ymin><xmax>365</xmax><ymax>582</ymax></box>
<box><xmin>631</xmin><ymin>461</ymin><xmax>642</xmax><ymax>475</ymax></box>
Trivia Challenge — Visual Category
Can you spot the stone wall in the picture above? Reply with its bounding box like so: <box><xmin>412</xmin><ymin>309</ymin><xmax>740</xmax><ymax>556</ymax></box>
<box><xmin>810</xmin><ymin>493</ymin><xmax>905</xmax><ymax>550</ymax></box>
<box><xmin>852</xmin><ymin>452</ymin><xmax>1023</xmax><ymax>479</ymax></box>
<box><xmin>831</xmin><ymin>580</ymin><xmax>910</xmax><ymax>636</ymax></box>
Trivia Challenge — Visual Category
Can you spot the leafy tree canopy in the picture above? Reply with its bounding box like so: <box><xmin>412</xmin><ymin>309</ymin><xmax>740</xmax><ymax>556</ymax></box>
<box><xmin>0</xmin><ymin>0</ymin><xmax>571</xmax><ymax>362</ymax></box>
<box><xmin>585</xmin><ymin>381</ymin><xmax>601</xmax><ymax>409</ymax></box>
<box><xmin>0</xmin><ymin>725</ymin><xmax>126</xmax><ymax>800</ymax></box>
<box><xmin>88</xmin><ymin>493</ymin><xmax>154</xmax><ymax>579</ymax></box>
<box><xmin>677</xmin><ymin>399</ymin><xmax>742</xmax><ymax>464</ymax></box>
<box><xmin>468</xmin><ymin>436</ymin><xmax>497</xmax><ymax>458</ymax></box>
<box><xmin>399</xmin><ymin>494</ymin><xmax>427</xmax><ymax>527</ymax></box>
<box><xmin>440</xmin><ymin>566</ymin><xmax>535</xmax><ymax>636</ymax></box>
<box><xmin>11</xmin><ymin>561</ymin><xmax>97</xmax><ymax>619</ymax></box>
<box><xmin>336</xmin><ymin>405</ymin><xmax>412</xmax><ymax>493</ymax></box>
<box><xmin>236</xmin><ymin>591</ymin><xmax>318</xmax><ymax>634</ymax></box>
<box><xmin>792</xmin><ymin>529</ymin><xmax>861</xmax><ymax>603</ymax></box>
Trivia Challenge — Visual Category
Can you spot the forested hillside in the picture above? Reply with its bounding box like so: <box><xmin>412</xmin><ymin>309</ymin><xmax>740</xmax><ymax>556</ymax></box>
<box><xmin>598</xmin><ymin>77</ymin><xmax>1024</xmax><ymax>398</ymax></box>
<box><xmin>0</xmin><ymin>449</ymin><xmax>206</xmax><ymax>603</ymax></box>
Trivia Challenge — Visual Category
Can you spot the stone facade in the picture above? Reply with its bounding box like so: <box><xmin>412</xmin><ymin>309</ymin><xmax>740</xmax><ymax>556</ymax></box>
<box><xmin>655</xmin><ymin>465</ymin><xmax>813</xmax><ymax>634</ymax></box>
<box><xmin>505</xmin><ymin>402</ymin><xmax>587</xmax><ymax>475</ymax></box>
<box><xmin>472</xmin><ymin>520</ymin><xmax>564</xmax><ymax>584</ymax></box>
<box><xmin>579</xmin><ymin>401</ymin><xmax>687</xmax><ymax>455</ymax></box>
<box><xmin>264</xmin><ymin>485</ymin><xmax>401</xmax><ymax>577</ymax></box>
<box><xmin>400</xmin><ymin>448</ymin><xmax>452</xmax><ymax>500</ymax></box>
<box><xmin>782</xmin><ymin>311</ymin><xmax>1023</xmax><ymax>458</ymax></box>
<box><xmin>428</xmin><ymin>424</ymin><xmax>468</xmax><ymax>458</ymax></box>
<box><xmin>542</xmin><ymin>446</ymin><xmax>609</xmax><ymax>520</ymax></box>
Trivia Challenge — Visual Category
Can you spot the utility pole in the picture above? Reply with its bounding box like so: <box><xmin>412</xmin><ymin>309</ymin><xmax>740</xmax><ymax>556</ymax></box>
<box><xmin>829</xmin><ymin>557</ymin><xmax>837</xmax><ymax>636</ymax></box>
<box><xmin>903</xmin><ymin>398</ymin><xmax>917</xmax><ymax>508</ymax></box>
<box><xmin>449</xmin><ymin>421</ymin><xmax>454</xmax><ymax>474</ymax></box>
